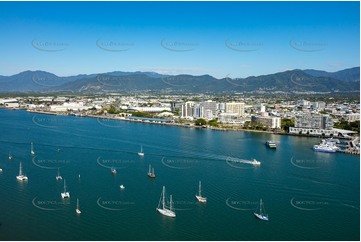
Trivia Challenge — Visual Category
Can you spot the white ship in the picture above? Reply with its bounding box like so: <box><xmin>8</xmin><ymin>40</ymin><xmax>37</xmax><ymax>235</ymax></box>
<box><xmin>195</xmin><ymin>181</ymin><xmax>207</xmax><ymax>203</ymax></box>
<box><xmin>156</xmin><ymin>186</ymin><xmax>176</xmax><ymax>218</ymax></box>
<box><xmin>76</xmin><ymin>198</ymin><xmax>81</xmax><ymax>214</ymax></box>
<box><xmin>254</xmin><ymin>199</ymin><xmax>269</xmax><ymax>221</ymax></box>
<box><xmin>61</xmin><ymin>179</ymin><xmax>70</xmax><ymax>199</ymax></box>
<box><xmin>265</xmin><ymin>141</ymin><xmax>277</xmax><ymax>149</ymax></box>
<box><xmin>31</xmin><ymin>142</ymin><xmax>35</xmax><ymax>156</ymax></box>
<box><xmin>138</xmin><ymin>145</ymin><xmax>144</xmax><ymax>156</ymax></box>
<box><xmin>16</xmin><ymin>162</ymin><xmax>28</xmax><ymax>181</ymax></box>
<box><xmin>56</xmin><ymin>168</ymin><xmax>63</xmax><ymax>180</ymax></box>
<box><xmin>313</xmin><ymin>139</ymin><xmax>339</xmax><ymax>153</ymax></box>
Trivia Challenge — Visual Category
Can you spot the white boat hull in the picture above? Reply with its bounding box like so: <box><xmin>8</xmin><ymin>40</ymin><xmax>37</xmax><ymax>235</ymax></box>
<box><xmin>196</xmin><ymin>195</ymin><xmax>207</xmax><ymax>203</ymax></box>
<box><xmin>76</xmin><ymin>209</ymin><xmax>81</xmax><ymax>214</ymax></box>
<box><xmin>16</xmin><ymin>175</ymin><xmax>28</xmax><ymax>181</ymax></box>
<box><xmin>61</xmin><ymin>192</ymin><xmax>70</xmax><ymax>199</ymax></box>
<box><xmin>157</xmin><ymin>208</ymin><xmax>176</xmax><ymax>218</ymax></box>
<box><xmin>254</xmin><ymin>212</ymin><xmax>269</xmax><ymax>221</ymax></box>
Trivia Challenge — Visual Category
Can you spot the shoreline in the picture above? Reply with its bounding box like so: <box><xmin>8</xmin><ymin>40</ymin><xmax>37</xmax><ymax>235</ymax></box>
<box><xmin>26</xmin><ymin>108</ymin><xmax>284</xmax><ymax>135</ymax></box>
<box><xmin>4</xmin><ymin>108</ymin><xmax>360</xmax><ymax>155</ymax></box>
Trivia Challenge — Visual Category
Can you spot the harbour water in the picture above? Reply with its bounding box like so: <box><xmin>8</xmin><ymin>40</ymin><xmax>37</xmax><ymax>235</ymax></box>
<box><xmin>0</xmin><ymin>109</ymin><xmax>359</xmax><ymax>240</ymax></box>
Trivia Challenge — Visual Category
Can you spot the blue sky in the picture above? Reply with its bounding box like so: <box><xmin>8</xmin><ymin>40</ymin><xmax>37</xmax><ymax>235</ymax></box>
<box><xmin>0</xmin><ymin>1</ymin><xmax>359</xmax><ymax>78</ymax></box>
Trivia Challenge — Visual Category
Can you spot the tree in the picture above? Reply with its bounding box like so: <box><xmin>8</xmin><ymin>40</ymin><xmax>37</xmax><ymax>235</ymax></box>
<box><xmin>334</xmin><ymin>120</ymin><xmax>360</xmax><ymax>133</ymax></box>
<box><xmin>195</xmin><ymin>118</ymin><xmax>207</xmax><ymax>126</ymax></box>
<box><xmin>208</xmin><ymin>119</ymin><xmax>218</xmax><ymax>127</ymax></box>
<box><xmin>107</xmin><ymin>105</ymin><xmax>119</xmax><ymax>114</ymax></box>
<box><xmin>281</xmin><ymin>118</ymin><xmax>295</xmax><ymax>132</ymax></box>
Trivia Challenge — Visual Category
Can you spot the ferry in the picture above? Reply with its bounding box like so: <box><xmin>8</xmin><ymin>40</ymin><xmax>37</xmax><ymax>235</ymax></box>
<box><xmin>265</xmin><ymin>141</ymin><xmax>277</xmax><ymax>149</ymax></box>
<box><xmin>313</xmin><ymin>140</ymin><xmax>339</xmax><ymax>153</ymax></box>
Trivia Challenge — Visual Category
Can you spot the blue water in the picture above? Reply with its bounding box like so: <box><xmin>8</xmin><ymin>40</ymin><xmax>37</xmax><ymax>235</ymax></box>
<box><xmin>0</xmin><ymin>109</ymin><xmax>359</xmax><ymax>240</ymax></box>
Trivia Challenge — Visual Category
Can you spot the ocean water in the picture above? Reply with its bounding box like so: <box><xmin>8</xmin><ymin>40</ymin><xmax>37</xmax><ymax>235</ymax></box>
<box><xmin>0</xmin><ymin>109</ymin><xmax>359</xmax><ymax>241</ymax></box>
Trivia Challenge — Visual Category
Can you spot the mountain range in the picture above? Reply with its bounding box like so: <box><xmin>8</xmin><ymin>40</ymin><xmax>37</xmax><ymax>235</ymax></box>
<box><xmin>0</xmin><ymin>67</ymin><xmax>359</xmax><ymax>94</ymax></box>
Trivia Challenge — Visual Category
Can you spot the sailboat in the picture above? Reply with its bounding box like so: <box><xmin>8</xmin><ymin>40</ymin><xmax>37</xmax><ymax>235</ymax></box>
<box><xmin>8</xmin><ymin>152</ymin><xmax>12</xmax><ymax>160</ymax></box>
<box><xmin>56</xmin><ymin>168</ymin><xmax>63</xmax><ymax>180</ymax></box>
<box><xmin>156</xmin><ymin>186</ymin><xmax>176</xmax><ymax>218</ymax></box>
<box><xmin>147</xmin><ymin>164</ymin><xmax>156</xmax><ymax>178</ymax></box>
<box><xmin>76</xmin><ymin>198</ymin><xmax>81</xmax><ymax>214</ymax></box>
<box><xmin>254</xmin><ymin>199</ymin><xmax>269</xmax><ymax>221</ymax></box>
<box><xmin>111</xmin><ymin>167</ymin><xmax>117</xmax><ymax>174</ymax></box>
<box><xmin>61</xmin><ymin>179</ymin><xmax>70</xmax><ymax>199</ymax></box>
<box><xmin>16</xmin><ymin>162</ymin><xmax>28</xmax><ymax>181</ymax></box>
<box><xmin>31</xmin><ymin>142</ymin><xmax>35</xmax><ymax>156</ymax></box>
<box><xmin>195</xmin><ymin>181</ymin><xmax>207</xmax><ymax>203</ymax></box>
<box><xmin>138</xmin><ymin>145</ymin><xmax>144</xmax><ymax>156</ymax></box>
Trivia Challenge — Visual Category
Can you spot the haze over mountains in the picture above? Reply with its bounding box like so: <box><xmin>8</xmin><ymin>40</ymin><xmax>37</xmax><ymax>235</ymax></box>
<box><xmin>0</xmin><ymin>67</ymin><xmax>359</xmax><ymax>94</ymax></box>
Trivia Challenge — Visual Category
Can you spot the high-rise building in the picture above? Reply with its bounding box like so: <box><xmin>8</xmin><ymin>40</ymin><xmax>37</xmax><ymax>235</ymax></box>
<box><xmin>217</xmin><ymin>103</ymin><xmax>226</xmax><ymax>112</ymax></box>
<box><xmin>225</xmin><ymin>102</ymin><xmax>245</xmax><ymax>117</ymax></box>
<box><xmin>201</xmin><ymin>100</ymin><xmax>217</xmax><ymax>116</ymax></box>
<box><xmin>295</xmin><ymin>114</ymin><xmax>333</xmax><ymax>129</ymax></box>
<box><xmin>192</xmin><ymin>103</ymin><xmax>204</xmax><ymax>118</ymax></box>
<box><xmin>181</xmin><ymin>101</ymin><xmax>194</xmax><ymax>118</ymax></box>
<box><xmin>251</xmin><ymin>116</ymin><xmax>281</xmax><ymax>129</ymax></box>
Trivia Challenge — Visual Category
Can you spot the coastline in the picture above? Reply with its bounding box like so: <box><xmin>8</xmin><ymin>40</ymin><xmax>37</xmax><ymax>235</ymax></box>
<box><xmin>25</xmin><ymin>108</ymin><xmax>282</xmax><ymax>135</ymax></box>
<box><xmin>4</xmin><ymin>108</ymin><xmax>360</xmax><ymax>155</ymax></box>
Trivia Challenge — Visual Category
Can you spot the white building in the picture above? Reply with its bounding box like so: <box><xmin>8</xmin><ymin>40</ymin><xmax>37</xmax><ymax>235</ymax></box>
<box><xmin>192</xmin><ymin>104</ymin><xmax>204</xmax><ymax>119</ymax></box>
<box><xmin>343</xmin><ymin>113</ymin><xmax>360</xmax><ymax>122</ymax></box>
<box><xmin>50</xmin><ymin>102</ymin><xmax>92</xmax><ymax>112</ymax></box>
<box><xmin>5</xmin><ymin>102</ymin><xmax>19</xmax><ymax>109</ymax></box>
<box><xmin>201</xmin><ymin>100</ymin><xmax>217</xmax><ymax>116</ymax></box>
<box><xmin>181</xmin><ymin>101</ymin><xmax>194</xmax><ymax>118</ymax></box>
<box><xmin>218</xmin><ymin>112</ymin><xmax>241</xmax><ymax>124</ymax></box>
<box><xmin>260</xmin><ymin>104</ymin><xmax>266</xmax><ymax>113</ymax></box>
<box><xmin>217</xmin><ymin>103</ymin><xmax>225</xmax><ymax>112</ymax></box>
<box><xmin>225</xmin><ymin>102</ymin><xmax>245</xmax><ymax>117</ymax></box>
<box><xmin>251</xmin><ymin>116</ymin><xmax>281</xmax><ymax>129</ymax></box>
<box><xmin>289</xmin><ymin>127</ymin><xmax>357</xmax><ymax>137</ymax></box>
<box><xmin>295</xmin><ymin>114</ymin><xmax>333</xmax><ymax>130</ymax></box>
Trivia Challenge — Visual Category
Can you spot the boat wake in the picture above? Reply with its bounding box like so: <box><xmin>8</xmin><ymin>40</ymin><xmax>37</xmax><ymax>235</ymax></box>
<box><xmin>226</xmin><ymin>157</ymin><xmax>261</xmax><ymax>168</ymax></box>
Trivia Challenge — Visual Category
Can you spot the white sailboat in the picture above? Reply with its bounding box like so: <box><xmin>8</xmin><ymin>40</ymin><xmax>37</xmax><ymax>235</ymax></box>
<box><xmin>138</xmin><ymin>145</ymin><xmax>144</xmax><ymax>156</ymax></box>
<box><xmin>76</xmin><ymin>198</ymin><xmax>81</xmax><ymax>214</ymax></box>
<box><xmin>120</xmin><ymin>184</ymin><xmax>125</xmax><ymax>190</ymax></box>
<box><xmin>61</xmin><ymin>179</ymin><xmax>70</xmax><ymax>199</ymax></box>
<box><xmin>16</xmin><ymin>162</ymin><xmax>28</xmax><ymax>181</ymax></box>
<box><xmin>56</xmin><ymin>168</ymin><xmax>63</xmax><ymax>180</ymax></box>
<box><xmin>8</xmin><ymin>152</ymin><xmax>12</xmax><ymax>160</ymax></box>
<box><xmin>147</xmin><ymin>164</ymin><xmax>156</xmax><ymax>178</ymax></box>
<box><xmin>156</xmin><ymin>186</ymin><xmax>176</xmax><ymax>218</ymax></box>
<box><xmin>195</xmin><ymin>181</ymin><xmax>207</xmax><ymax>203</ymax></box>
<box><xmin>31</xmin><ymin>142</ymin><xmax>35</xmax><ymax>156</ymax></box>
<box><xmin>254</xmin><ymin>199</ymin><xmax>269</xmax><ymax>221</ymax></box>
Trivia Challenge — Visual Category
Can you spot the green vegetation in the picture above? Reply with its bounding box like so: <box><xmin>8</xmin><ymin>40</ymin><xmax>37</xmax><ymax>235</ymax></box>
<box><xmin>130</xmin><ymin>111</ymin><xmax>154</xmax><ymax>118</ymax></box>
<box><xmin>334</xmin><ymin>120</ymin><xmax>360</xmax><ymax>133</ymax></box>
<box><xmin>243</xmin><ymin>121</ymin><xmax>266</xmax><ymax>131</ymax></box>
<box><xmin>208</xmin><ymin>119</ymin><xmax>218</xmax><ymax>127</ymax></box>
<box><xmin>194</xmin><ymin>118</ymin><xmax>207</xmax><ymax>126</ymax></box>
<box><xmin>281</xmin><ymin>118</ymin><xmax>295</xmax><ymax>132</ymax></box>
<box><xmin>107</xmin><ymin>105</ymin><xmax>119</xmax><ymax>114</ymax></box>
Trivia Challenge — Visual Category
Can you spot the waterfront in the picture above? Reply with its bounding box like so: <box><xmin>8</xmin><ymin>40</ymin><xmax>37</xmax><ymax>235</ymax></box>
<box><xmin>0</xmin><ymin>109</ymin><xmax>359</xmax><ymax>240</ymax></box>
